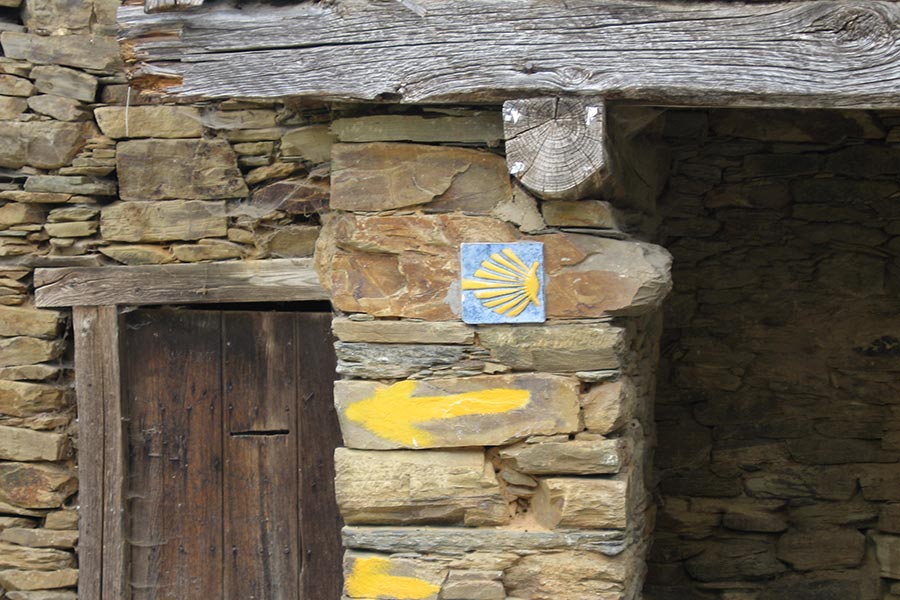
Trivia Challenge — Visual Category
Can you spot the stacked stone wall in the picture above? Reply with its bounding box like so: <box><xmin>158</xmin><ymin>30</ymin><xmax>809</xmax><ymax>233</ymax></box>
<box><xmin>647</xmin><ymin>109</ymin><xmax>900</xmax><ymax>600</ymax></box>
<box><xmin>0</xmin><ymin>2</ymin><xmax>674</xmax><ymax>598</ymax></box>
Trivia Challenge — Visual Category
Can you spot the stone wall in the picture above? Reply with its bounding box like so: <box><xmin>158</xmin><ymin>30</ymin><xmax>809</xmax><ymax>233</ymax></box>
<box><xmin>0</xmin><ymin>2</ymin><xmax>675</xmax><ymax>599</ymax></box>
<box><xmin>647</xmin><ymin>109</ymin><xmax>900</xmax><ymax>599</ymax></box>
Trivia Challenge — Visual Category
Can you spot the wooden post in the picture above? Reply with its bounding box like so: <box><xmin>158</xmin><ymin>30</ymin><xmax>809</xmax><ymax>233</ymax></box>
<box><xmin>503</xmin><ymin>97</ymin><xmax>612</xmax><ymax>201</ymax></box>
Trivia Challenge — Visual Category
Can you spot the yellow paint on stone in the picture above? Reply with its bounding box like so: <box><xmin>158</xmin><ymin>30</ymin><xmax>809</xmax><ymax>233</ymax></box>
<box><xmin>344</xmin><ymin>380</ymin><xmax>529</xmax><ymax>447</ymax></box>
<box><xmin>346</xmin><ymin>556</ymin><xmax>440</xmax><ymax>599</ymax></box>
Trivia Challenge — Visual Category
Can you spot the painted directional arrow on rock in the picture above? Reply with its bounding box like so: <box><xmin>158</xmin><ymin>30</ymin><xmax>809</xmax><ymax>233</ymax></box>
<box><xmin>344</xmin><ymin>380</ymin><xmax>530</xmax><ymax>448</ymax></box>
<box><xmin>345</xmin><ymin>556</ymin><xmax>440</xmax><ymax>600</ymax></box>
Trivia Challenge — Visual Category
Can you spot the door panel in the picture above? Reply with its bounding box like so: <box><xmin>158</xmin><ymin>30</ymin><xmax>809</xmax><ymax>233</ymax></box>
<box><xmin>122</xmin><ymin>309</ymin><xmax>342</xmax><ymax>600</ymax></box>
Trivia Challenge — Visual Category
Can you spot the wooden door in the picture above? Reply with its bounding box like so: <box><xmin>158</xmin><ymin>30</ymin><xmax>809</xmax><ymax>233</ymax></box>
<box><xmin>121</xmin><ymin>309</ymin><xmax>343</xmax><ymax>600</ymax></box>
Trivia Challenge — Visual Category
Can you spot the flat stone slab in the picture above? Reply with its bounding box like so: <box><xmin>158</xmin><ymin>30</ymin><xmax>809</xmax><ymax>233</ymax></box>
<box><xmin>335</xmin><ymin>374</ymin><xmax>580</xmax><ymax>449</ymax></box>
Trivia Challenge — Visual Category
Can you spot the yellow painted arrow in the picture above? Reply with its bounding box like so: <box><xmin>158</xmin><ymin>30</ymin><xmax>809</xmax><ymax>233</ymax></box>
<box><xmin>345</xmin><ymin>556</ymin><xmax>440</xmax><ymax>599</ymax></box>
<box><xmin>345</xmin><ymin>380</ymin><xmax>530</xmax><ymax>447</ymax></box>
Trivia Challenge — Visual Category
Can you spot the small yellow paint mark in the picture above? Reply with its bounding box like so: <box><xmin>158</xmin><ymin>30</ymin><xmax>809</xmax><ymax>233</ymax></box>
<box><xmin>346</xmin><ymin>556</ymin><xmax>440</xmax><ymax>600</ymax></box>
<box><xmin>345</xmin><ymin>380</ymin><xmax>530</xmax><ymax>447</ymax></box>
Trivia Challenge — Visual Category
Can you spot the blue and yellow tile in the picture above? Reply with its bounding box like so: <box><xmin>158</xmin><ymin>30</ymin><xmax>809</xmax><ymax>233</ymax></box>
<box><xmin>460</xmin><ymin>242</ymin><xmax>546</xmax><ymax>324</ymax></box>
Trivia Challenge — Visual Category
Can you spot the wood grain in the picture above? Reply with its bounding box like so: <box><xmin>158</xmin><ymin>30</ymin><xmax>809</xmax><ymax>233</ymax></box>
<box><xmin>118</xmin><ymin>0</ymin><xmax>900</xmax><ymax>108</ymax></box>
<box><xmin>504</xmin><ymin>97</ymin><xmax>609</xmax><ymax>201</ymax></box>
<box><xmin>124</xmin><ymin>309</ymin><xmax>223</xmax><ymax>600</ymax></box>
<box><xmin>33</xmin><ymin>259</ymin><xmax>328</xmax><ymax>308</ymax></box>
<box><xmin>296</xmin><ymin>313</ymin><xmax>344</xmax><ymax>598</ymax></box>
<box><xmin>145</xmin><ymin>0</ymin><xmax>204</xmax><ymax>13</ymax></box>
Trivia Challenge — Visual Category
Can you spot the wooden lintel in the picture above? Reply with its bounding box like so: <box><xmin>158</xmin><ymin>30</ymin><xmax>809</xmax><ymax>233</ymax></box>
<box><xmin>118</xmin><ymin>0</ymin><xmax>900</xmax><ymax>109</ymax></box>
<box><xmin>34</xmin><ymin>258</ymin><xmax>328</xmax><ymax>308</ymax></box>
<box><xmin>504</xmin><ymin>97</ymin><xmax>610</xmax><ymax>201</ymax></box>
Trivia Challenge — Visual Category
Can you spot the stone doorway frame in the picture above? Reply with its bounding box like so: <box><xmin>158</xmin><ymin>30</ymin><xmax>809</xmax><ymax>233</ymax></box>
<box><xmin>33</xmin><ymin>259</ymin><xmax>328</xmax><ymax>600</ymax></box>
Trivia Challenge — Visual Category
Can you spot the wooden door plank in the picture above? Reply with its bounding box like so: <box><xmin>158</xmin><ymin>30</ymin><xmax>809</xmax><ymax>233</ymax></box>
<box><xmin>124</xmin><ymin>309</ymin><xmax>223</xmax><ymax>600</ymax></box>
<box><xmin>295</xmin><ymin>313</ymin><xmax>343</xmax><ymax>598</ymax></box>
<box><xmin>73</xmin><ymin>306</ymin><xmax>105</xmax><ymax>600</ymax></box>
<box><xmin>223</xmin><ymin>435</ymin><xmax>299</xmax><ymax>600</ymax></box>
<box><xmin>223</xmin><ymin>312</ymin><xmax>296</xmax><ymax>433</ymax></box>
<box><xmin>117</xmin><ymin>0</ymin><xmax>900</xmax><ymax>109</ymax></box>
<box><xmin>33</xmin><ymin>258</ymin><xmax>327</xmax><ymax>308</ymax></box>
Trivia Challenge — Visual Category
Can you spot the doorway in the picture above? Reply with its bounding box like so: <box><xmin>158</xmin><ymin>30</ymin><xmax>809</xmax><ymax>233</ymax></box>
<box><xmin>121</xmin><ymin>308</ymin><xmax>342</xmax><ymax>599</ymax></box>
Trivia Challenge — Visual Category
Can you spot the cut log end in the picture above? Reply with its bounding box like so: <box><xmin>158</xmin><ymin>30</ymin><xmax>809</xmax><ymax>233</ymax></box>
<box><xmin>503</xmin><ymin>97</ymin><xmax>611</xmax><ymax>201</ymax></box>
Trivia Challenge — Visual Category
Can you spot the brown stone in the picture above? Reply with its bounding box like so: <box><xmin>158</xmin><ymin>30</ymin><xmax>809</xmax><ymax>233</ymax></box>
<box><xmin>279</xmin><ymin>125</ymin><xmax>335</xmax><ymax>163</ymax></box>
<box><xmin>0</xmin><ymin>463</ymin><xmax>76</xmax><ymax>509</ymax></box>
<box><xmin>30</xmin><ymin>66</ymin><xmax>96</xmax><ymax>102</ymax></box>
<box><xmin>776</xmin><ymin>527</ymin><xmax>865</xmax><ymax>571</ymax></box>
<box><xmin>874</xmin><ymin>534</ymin><xmax>900</xmax><ymax>578</ymax></box>
<box><xmin>7</xmin><ymin>591</ymin><xmax>77</xmax><ymax>600</ymax></box>
<box><xmin>171</xmin><ymin>239</ymin><xmax>245</xmax><ymax>262</ymax></box>
<box><xmin>0</xmin><ymin>381</ymin><xmax>68</xmax><ymax>418</ymax></box>
<box><xmin>0</xmin><ymin>121</ymin><xmax>95</xmax><ymax>170</ymax></box>
<box><xmin>116</xmin><ymin>139</ymin><xmax>248</xmax><ymax>201</ymax></box>
<box><xmin>22</xmin><ymin>0</ymin><xmax>92</xmax><ymax>33</ymax></box>
<box><xmin>331</xmin><ymin>142</ymin><xmax>512</xmax><ymax>212</ymax></box>
<box><xmin>26</xmin><ymin>95</ymin><xmax>85</xmax><ymax>122</ymax></box>
<box><xmin>0</xmin><ymin>204</ymin><xmax>45</xmax><ymax>229</ymax></box>
<box><xmin>0</xmin><ymin>541</ymin><xmax>73</xmax><ymax>570</ymax></box>
<box><xmin>0</xmin><ymin>338</ymin><xmax>62</xmax><ymax>368</ymax></box>
<box><xmin>101</xmin><ymin>201</ymin><xmax>227</xmax><ymax>243</ymax></box>
<box><xmin>0</xmin><ymin>192</ymin><xmax>73</xmax><ymax>204</ymax></box>
<box><xmin>499</xmin><ymin>438</ymin><xmax>625</xmax><ymax>475</ymax></box>
<box><xmin>504</xmin><ymin>551</ymin><xmax>633</xmax><ymax>599</ymax></box>
<box><xmin>0</xmin><ymin>32</ymin><xmax>121</xmax><ymax>72</ymax></box>
<box><xmin>331</xmin><ymin>318</ymin><xmax>475</xmax><ymax>345</ymax></box>
<box><xmin>582</xmin><ymin>379</ymin><xmax>637</xmax><ymax>435</ymax></box>
<box><xmin>542</xmin><ymin>200</ymin><xmax>621</xmax><ymax>228</ymax></box>
<box><xmin>478</xmin><ymin>322</ymin><xmax>625</xmax><ymax>372</ymax></box>
<box><xmin>685</xmin><ymin>538</ymin><xmax>785</xmax><ymax>581</ymax></box>
<box><xmin>203</xmin><ymin>108</ymin><xmax>276</xmax><ymax>130</ymax></box>
<box><xmin>0</xmin><ymin>528</ymin><xmax>77</xmax><ymax>549</ymax></box>
<box><xmin>0</xmin><ymin>568</ymin><xmax>78</xmax><ymax>591</ymax></box>
<box><xmin>249</xmin><ymin>177</ymin><xmax>329</xmax><ymax>216</ymax></box>
<box><xmin>0</xmin><ymin>426</ymin><xmax>66</xmax><ymax>462</ymax></box>
<box><xmin>43</xmin><ymin>221</ymin><xmax>96</xmax><ymax>238</ymax></box>
<box><xmin>0</xmin><ymin>306</ymin><xmax>60</xmax><ymax>339</ymax></box>
<box><xmin>0</xmin><ymin>75</ymin><xmax>33</xmax><ymax>97</ymax></box>
<box><xmin>532</xmin><ymin>476</ymin><xmax>630</xmax><ymax>529</ymax></box>
<box><xmin>99</xmin><ymin>245</ymin><xmax>174</xmax><ymax>265</ymax></box>
<box><xmin>333</xmin><ymin>448</ymin><xmax>507</xmax><ymax>525</ymax></box>
<box><xmin>0</xmin><ymin>96</ymin><xmax>27</xmax><ymax>120</ymax></box>
<box><xmin>43</xmin><ymin>510</ymin><xmax>77</xmax><ymax>531</ymax></box>
<box><xmin>259</xmin><ymin>225</ymin><xmax>319</xmax><ymax>258</ymax></box>
<box><xmin>332</xmin><ymin>112</ymin><xmax>503</xmax><ymax>145</ymax></box>
<box><xmin>94</xmin><ymin>106</ymin><xmax>202</xmax><ymax>139</ymax></box>
<box><xmin>335</xmin><ymin>374</ymin><xmax>580</xmax><ymax>450</ymax></box>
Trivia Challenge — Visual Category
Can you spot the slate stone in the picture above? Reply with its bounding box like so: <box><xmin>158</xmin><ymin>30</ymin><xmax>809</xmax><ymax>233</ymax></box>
<box><xmin>499</xmin><ymin>438</ymin><xmax>625</xmax><ymax>475</ymax></box>
<box><xmin>101</xmin><ymin>201</ymin><xmax>227</xmax><ymax>242</ymax></box>
<box><xmin>26</xmin><ymin>95</ymin><xmax>85</xmax><ymax>122</ymax></box>
<box><xmin>25</xmin><ymin>175</ymin><xmax>115</xmax><ymax>196</ymax></box>
<box><xmin>30</xmin><ymin>65</ymin><xmax>96</xmax><ymax>102</ymax></box>
<box><xmin>0</xmin><ymin>380</ymin><xmax>69</xmax><ymax>417</ymax></box>
<box><xmin>0</xmin><ymin>463</ymin><xmax>76</xmax><ymax>509</ymax></box>
<box><xmin>0</xmin><ymin>32</ymin><xmax>121</xmax><ymax>72</ymax></box>
<box><xmin>776</xmin><ymin>527</ymin><xmax>865</xmax><ymax>571</ymax></box>
<box><xmin>0</xmin><ymin>121</ymin><xmax>95</xmax><ymax>170</ymax></box>
<box><xmin>478</xmin><ymin>322</ymin><xmax>624</xmax><ymax>372</ymax></box>
<box><xmin>94</xmin><ymin>106</ymin><xmax>202</xmax><ymax>139</ymax></box>
<box><xmin>117</xmin><ymin>139</ymin><xmax>248</xmax><ymax>200</ymax></box>
<box><xmin>0</xmin><ymin>96</ymin><xmax>26</xmax><ymax>120</ymax></box>
<box><xmin>0</xmin><ymin>75</ymin><xmax>33</xmax><ymax>97</ymax></box>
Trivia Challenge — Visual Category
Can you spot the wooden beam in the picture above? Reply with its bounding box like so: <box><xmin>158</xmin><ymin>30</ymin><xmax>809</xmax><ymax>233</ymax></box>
<box><xmin>144</xmin><ymin>0</ymin><xmax>204</xmax><ymax>14</ymax></box>
<box><xmin>118</xmin><ymin>0</ymin><xmax>900</xmax><ymax>109</ymax></box>
<box><xmin>34</xmin><ymin>259</ymin><xmax>328</xmax><ymax>308</ymax></box>
<box><xmin>504</xmin><ymin>97</ymin><xmax>610</xmax><ymax>201</ymax></box>
<box><xmin>74</xmin><ymin>306</ymin><xmax>124</xmax><ymax>600</ymax></box>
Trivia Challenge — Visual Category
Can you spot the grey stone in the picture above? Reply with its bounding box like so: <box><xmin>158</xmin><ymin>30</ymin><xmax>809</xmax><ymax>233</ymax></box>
<box><xmin>499</xmin><ymin>438</ymin><xmax>625</xmax><ymax>475</ymax></box>
<box><xmin>0</xmin><ymin>527</ymin><xmax>76</xmax><ymax>549</ymax></box>
<box><xmin>777</xmin><ymin>527</ymin><xmax>865</xmax><ymax>571</ymax></box>
<box><xmin>25</xmin><ymin>176</ymin><xmax>115</xmax><ymax>196</ymax></box>
<box><xmin>30</xmin><ymin>65</ymin><xmax>96</xmax><ymax>102</ymax></box>
<box><xmin>101</xmin><ymin>201</ymin><xmax>227</xmax><ymax>243</ymax></box>
<box><xmin>0</xmin><ymin>32</ymin><xmax>121</xmax><ymax>72</ymax></box>
<box><xmin>0</xmin><ymin>96</ymin><xmax>26</xmax><ymax>119</ymax></box>
<box><xmin>22</xmin><ymin>0</ymin><xmax>92</xmax><ymax>33</ymax></box>
<box><xmin>0</xmin><ymin>75</ymin><xmax>32</xmax><ymax>97</ymax></box>
<box><xmin>335</xmin><ymin>342</ymin><xmax>479</xmax><ymax>379</ymax></box>
<box><xmin>94</xmin><ymin>105</ymin><xmax>202</xmax><ymax>139</ymax></box>
<box><xmin>26</xmin><ymin>95</ymin><xmax>85</xmax><ymax>122</ymax></box>
<box><xmin>478</xmin><ymin>322</ymin><xmax>625</xmax><ymax>372</ymax></box>
<box><xmin>0</xmin><ymin>121</ymin><xmax>95</xmax><ymax>170</ymax></box>
<box><xmin>331</xmin><ymin>318</ymin><xmax>475</xmax><ymax>345</ymax></box>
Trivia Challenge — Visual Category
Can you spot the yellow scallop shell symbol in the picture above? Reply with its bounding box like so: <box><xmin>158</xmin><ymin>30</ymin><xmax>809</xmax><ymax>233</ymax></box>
<box><xmin>461</xmin><ymin>248</ymin><xmax>541</xmax><ymax>317</ymax></box>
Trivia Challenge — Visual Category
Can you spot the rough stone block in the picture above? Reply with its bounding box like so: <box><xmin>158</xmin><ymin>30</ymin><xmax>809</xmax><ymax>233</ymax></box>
<box><xmin>44</xmin><ymin>221</ymin><xmax>97</xmax><ymax>238</ymax></box>
<box><xmin>331</xmin><ymin>318</ymin><xmax>475</xmax><ymax>345</ymax></box>
<box><xmin>582</xmin><ymin>379</ymin><xmax>637</xmax><ymax>435</ymax></box>
<box><xmin>7</xmin><ymin>591</ymin><xmax>77</xmax><ymax>600</ymax></box>
<box><xmin>0</xmin><ymin>527</ymin><xmax>76</xmax><ymax>549</ymax></box>
<box><xmin>478</xmin><ymin>322</ymin><xmax>624</xmax><ymax>372</ymax></box>
<box><xmin>499</xmin><ymin>438</ymin><xmax>626</xmax><ymax>475</ymax></box>
<box><xmin>0</xmin><ymin>121</ymin><xmax>95</xmax><ymax>170</ymax></box>
<box><xmin>0</xmin><ymin>541</ymin><xmax>73</xmax><ymax>570</ymax></box>
<box><xmin>26</xmin><ymin>95</ymin><xmax>85</xmax><ymax>122</ymax></box>
<box><xmin>331</xmin><ymin>142</ymin><xmax>512</xmax><ymax>212</ymax></box>
<box><xmin>776</xmin><ymin>527</ymin><xmax>865</xmax><ymax>571</ymax></box>
<box><xmin>874</xmin><ymin>534</ymin><xmax>900</xmax><ymax>578</ymax></box>
<box><xmin>22</xmin><ymin>0</ymin><xmax>93</xmax><ymax>33</ymax></box>
<box><xmin>25</xmin><ymin>175</ymin><xmax>115</xmax><ymax>196</ymax></box>
<box><xmin>259</xmin><ymin>224</ymin><xmax>319</xmax><ymax>258</ymax></box>
<box><xmin>335</xmin><ymin>374</ymin><xmax>580</xmax><ymax>449</ymax></box>
<box><xmin>202</xmin><ymin>108</ymin><xmax>276</xmax><ymax>130</ymax></box>
<box><xmin>99</xmin><ymin>245</ymin><xmax>174</xmax><ymax>265</ymax></box>
<box><xmin>94</xmin><ymin>106</ymin><xmax>202</xmax><ymax>139</ymax></box>
<box><xmin>280</xmin><ymin>125</ymin><xmax>335</xmax><ymax>163</ymax></box>
<box><xmin>332</xmin><ymin>112</ymin><xmax>503</xmax><ymax>144</ymax></box>
<box><xmin>43</xmin><ymin>510</ymin><xmax>77</xmax><ymax>531</ymax></box>
<box><xmin>0</xmin><ymin>463</ymin><xmax>76</xmax><ymax>509</ymax></box>
<box><xmin>0</xmin><ymin>75</ymin><xmax>33</xmax><ymax>97</ymax></box>
<box><xmin>116</xmin><ymin>139</ymin><xmax>247</xmax><ymax>201</ymax></box>
<box><xmin>318</xmin><ymin>213</ymin><xmax>671</xmax><ymax>320</ymax></box>
<box><xmin>0</xmin><ymin>32</ymin><xmax>121</xmax><ymax>72</ymax></box>
<box><xmin>0</xmin><ymin>380</ymin><xmax>69</xmax><ymax>417</ymax></box>
<box><xmin>0</xmin><ymin>425</ymin><xmax>66</xmax><ymax>462</ymax></box>
<box><xmin>343</xmin><ymin>552</ymin><xmax>443</xmax><ymax>600</ymax></box>
<box><xmin>171</xmin><ymin>239</ymin><xmax>245</xmax><ymax>262</ymax></box>
<box><xmin>0</xmin><ymin>568</ymin><xmax>78</xmax><ymax>591</ymax></box>
<box><xmin>101</xmin><ymin>200</ymin><xmax>227</xmax><ymax>243</ymax></box>
<box><xmin>0</xmin><ymin>306</ymin><xmax>60</xmax><ymax>338</ymax></box>
<box><xmin>541</xmin><ymin>200</ymin><xmax>621</xmax><ymax>228</ymax></box>
<box><xmin>685</xmin><ymin>538</ymin><xmax>785</xmax><ymax>582</ymax></box>
<box><xmin>335</xmin><ymin>342</ymin><xmax>483</xmax><ymax>379</ymax></box>
<box><xmin>30</xmin><ymin>65</ymin><xmax>96</xmax><ymax>102</ymax></box>
<box><xmin>334</xmin><ymin>448</ymin><xmax>507</xmax><ymax>525</ymax></box>
<box><xmin>0</xmin><ymin>96</ymin><xmax>27</xmax><ymax>120</ymax></box>
<box><xmin>533</xmin><ymin>476</ymin><xmax>630</xmax><ymax>529</ymax></box>
<box><xmin>503</xmin><ymin>551</ymin><xmax>633</xmax><ymax>599</ymax></box>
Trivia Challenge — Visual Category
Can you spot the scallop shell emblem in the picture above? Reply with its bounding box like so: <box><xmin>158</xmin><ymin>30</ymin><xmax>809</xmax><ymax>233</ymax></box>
<box><xmin>460</xmin><ymin>243</ymin><xmax>545</xmax><ymax>323</ymax></box>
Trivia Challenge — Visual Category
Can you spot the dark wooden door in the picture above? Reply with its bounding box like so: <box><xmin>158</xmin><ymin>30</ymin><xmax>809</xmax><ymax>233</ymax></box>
<box><xmin>122</xmin><ymin>309</ymin><xmax>343</xmax><ymax>600</ymax></box>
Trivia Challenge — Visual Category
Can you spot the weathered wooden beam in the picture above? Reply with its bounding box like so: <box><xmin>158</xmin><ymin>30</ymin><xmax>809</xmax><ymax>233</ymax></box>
<box><xmin>117</xmin><ymin>0</ymin><xmax>900</xmax><ymax>109</ymax></box>
<box><xmin>504</xmin><ymin>97</ymin><xmax>610</xmax><ymax>201</ymax></box>
<box><xmin>144</xmin><ymin>0</ymin><xmax>204</xmax><ymax>14</ymax></box>
<box><xmin>34</xmin><ymin>259</ymin><xmax>328</xmax><ymax>307</ymax></box>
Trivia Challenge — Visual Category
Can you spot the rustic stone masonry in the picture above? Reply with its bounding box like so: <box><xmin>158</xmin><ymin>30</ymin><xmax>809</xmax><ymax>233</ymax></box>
<box><xmin>646</xmin><ymin>109</ymin><xmax>900</xmax><ymax>600</ymax></box>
